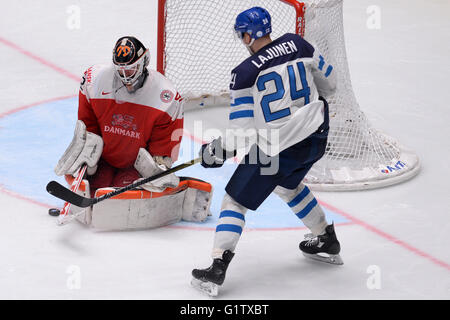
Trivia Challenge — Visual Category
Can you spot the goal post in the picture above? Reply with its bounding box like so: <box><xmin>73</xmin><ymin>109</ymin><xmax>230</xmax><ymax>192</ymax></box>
<box><xmin>157</xmin><ymin>0</ymin><xmax>420</xmax><ymax>191</ymax></box>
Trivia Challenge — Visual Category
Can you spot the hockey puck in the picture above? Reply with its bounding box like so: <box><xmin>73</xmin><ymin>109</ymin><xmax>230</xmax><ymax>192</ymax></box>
<box><xmin>48</xmin><ymin>208</ymin><xmax>60</xmax><ymax>217</ymax></box>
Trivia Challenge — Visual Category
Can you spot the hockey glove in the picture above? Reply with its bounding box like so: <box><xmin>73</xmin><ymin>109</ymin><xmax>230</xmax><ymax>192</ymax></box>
<box><xmin>134</xmin><ymin>148</ymin><xmax>179</xmax><ymax>192</ymax></box>
<box><xmin>200</xmin><ymin>137</ymin><xmax>236</xmax><ymax>168</ymax></box>
<box><xmin>54</xmin><ymin>120</ymin><xmax>103</xmax><ymax>176</ymax></box>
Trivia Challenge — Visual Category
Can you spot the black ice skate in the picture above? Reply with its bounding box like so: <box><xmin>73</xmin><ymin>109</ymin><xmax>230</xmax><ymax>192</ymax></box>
<box><xmin>191</xmin><ymin>250</ymin><xmax>234</xmax><ymax>297</ymax></box>
<box><xmin>299</xmin><ymin>223</ymin><xmax>343</xmax><ymax>265</ymax></box>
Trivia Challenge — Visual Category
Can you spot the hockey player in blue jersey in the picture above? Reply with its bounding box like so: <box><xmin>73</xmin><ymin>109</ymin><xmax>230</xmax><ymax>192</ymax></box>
<box><xmin>191</xmin><ymin>7</ymin><xmax>343</xmax><ymax>296</ymax></box>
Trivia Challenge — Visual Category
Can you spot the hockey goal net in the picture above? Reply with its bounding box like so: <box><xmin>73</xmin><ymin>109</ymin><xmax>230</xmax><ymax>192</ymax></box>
<box><xmin>157</xmin><ymin>0</ymin><xmax>420</xmax><ymax>191</ymax></box>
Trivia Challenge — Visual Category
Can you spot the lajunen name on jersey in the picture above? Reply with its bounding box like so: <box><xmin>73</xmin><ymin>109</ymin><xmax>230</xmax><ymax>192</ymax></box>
<box><xmin>104</xmin><ymin>125</ymin><xmax>141</xmax><ymax>139</ymax></box>
<box><xmin>251</xmin><ymin>40</ymin><xmax>298</xmax><ymax>69</ymax></box>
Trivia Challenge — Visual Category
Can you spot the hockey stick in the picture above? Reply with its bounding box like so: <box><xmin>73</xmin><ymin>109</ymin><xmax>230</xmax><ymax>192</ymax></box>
<box><xmin>46</xmin><ymin>157</ymin><xmax>202</xmax><ymax>208</ymax></box>
<box><xmin>56</xmin><ymin>164</ymin><xmax>87</xmax><ymax>226</ymax></box>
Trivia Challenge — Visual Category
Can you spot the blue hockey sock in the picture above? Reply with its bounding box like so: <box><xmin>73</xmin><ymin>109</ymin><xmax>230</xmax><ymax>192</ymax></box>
<box><xmin>274</xmin><ymin>183</ymin><xmax>328</xmax><ymax>235</ymax></box>
<box><xmin>212</xmin><ymin>193</ymin><xmax>248</xmax><ymax>259</ymax></box>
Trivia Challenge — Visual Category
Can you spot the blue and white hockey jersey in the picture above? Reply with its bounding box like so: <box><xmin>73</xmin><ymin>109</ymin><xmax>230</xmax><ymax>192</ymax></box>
<box><xmin>224</xmin><ymin>33</ymin><xmax>337</xmax><ymax>156</ymax></box>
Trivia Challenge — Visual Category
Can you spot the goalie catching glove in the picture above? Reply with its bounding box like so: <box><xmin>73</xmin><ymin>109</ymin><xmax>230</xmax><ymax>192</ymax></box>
<box><xmin>134</xmin><ymin>148</ymin><xmax>179</xmax><ymax>192</ymax></box>
<box><xmin>54</xmin><ymin>120</ymin><xmax>103</xmax><ymax>176</ymax></box>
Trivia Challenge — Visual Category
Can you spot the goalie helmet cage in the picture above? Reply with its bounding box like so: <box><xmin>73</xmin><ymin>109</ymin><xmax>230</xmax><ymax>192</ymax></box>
<box><xmin>157</xmin><ymin>0</ymin><xmax>420</xmax><ymax>191</ymax></box>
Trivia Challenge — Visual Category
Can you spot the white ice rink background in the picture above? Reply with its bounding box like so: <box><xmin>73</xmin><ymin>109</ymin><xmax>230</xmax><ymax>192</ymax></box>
<box><xmin>0</xmin><ymin>0</ymin><xmax>449</xmax><ymax>299</ymax></box>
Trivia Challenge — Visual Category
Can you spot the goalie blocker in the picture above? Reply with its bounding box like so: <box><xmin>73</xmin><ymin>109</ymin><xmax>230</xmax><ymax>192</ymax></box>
<box><xmin>63</xmin><ymin>175</ymin><xmax>213</xmax><ymax>230</ymax></box>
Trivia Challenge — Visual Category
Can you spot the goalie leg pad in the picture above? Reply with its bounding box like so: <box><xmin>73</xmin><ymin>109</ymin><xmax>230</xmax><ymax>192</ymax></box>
<box><xmin>90</xmin><ymin>188</ymin><xmax>185</xmax><ymax>230</ymax></box>
<box><xmin>181</xmin><ymin>187</ymin><xmax>213</xmax><ymax>222</ymax></box>
<box><xmin>68</xmin><ymin>178</ymin><xmax>213</xmax><ymax>230</ymax></box>
<box><xmin>64</xmin><ymin>174</ymin><xmax>213</xmax><ymax>230</ymax></box>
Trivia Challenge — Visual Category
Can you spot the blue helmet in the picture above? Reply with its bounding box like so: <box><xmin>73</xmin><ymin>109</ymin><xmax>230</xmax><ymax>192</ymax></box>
<box><xmin>234</xmin><ymin>7</ymin><xmax>272</xmax><ymax>40</ymax></box>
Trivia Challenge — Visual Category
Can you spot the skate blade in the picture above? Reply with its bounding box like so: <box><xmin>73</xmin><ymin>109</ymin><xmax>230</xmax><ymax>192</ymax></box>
<box><xmin>303</xmin><ymin>252</ymin><xmax>344</xmax><ymax>265</ymax></box>
<box><xmin>190</xmin><ymin>278</ymin><xmax>219</xmax><ymax>297</ymax></box>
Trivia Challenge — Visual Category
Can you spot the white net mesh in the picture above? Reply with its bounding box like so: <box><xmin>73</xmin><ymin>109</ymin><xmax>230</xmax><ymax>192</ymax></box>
<box><xmin>161</xmin><ymin>0</ymin><xmax>420</xmax><ymax>190</ymax></box>
<box><xmin>163</xmin><ymin>0</ymin><xmax>297</xmax><ymax>99</ymax></box>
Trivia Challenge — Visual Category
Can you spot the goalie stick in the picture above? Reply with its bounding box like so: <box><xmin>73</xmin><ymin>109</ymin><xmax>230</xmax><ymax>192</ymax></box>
<box><xmin>46</xmin><ymin>157</ymin><xmax>201</xmax><ymax>208</ymax></box>
<box><xmin>56</xmin><ymin>164</ymin><xmax>88</xmax><ymax>226</ymax></box>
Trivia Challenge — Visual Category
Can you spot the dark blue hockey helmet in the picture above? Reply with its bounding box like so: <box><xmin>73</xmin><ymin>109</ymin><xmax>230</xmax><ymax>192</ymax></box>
<box><xmin>234</xmin><ymin>7</ymin><xmax>272</xmax><ymax>41</ymax></box>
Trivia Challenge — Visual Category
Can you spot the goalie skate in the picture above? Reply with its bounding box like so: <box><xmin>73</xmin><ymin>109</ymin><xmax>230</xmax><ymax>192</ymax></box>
<box><xmin>300</xmin><ymin>224</ymin><xmax>344</xmax><ymax>265</ymax></box>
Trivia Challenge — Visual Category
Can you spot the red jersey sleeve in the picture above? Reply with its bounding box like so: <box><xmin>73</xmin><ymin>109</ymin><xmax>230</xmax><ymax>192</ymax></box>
<box><xmin>78</xmin><ymin>90</ymin><xmax>101</xmax><ymax>135</ymax></box>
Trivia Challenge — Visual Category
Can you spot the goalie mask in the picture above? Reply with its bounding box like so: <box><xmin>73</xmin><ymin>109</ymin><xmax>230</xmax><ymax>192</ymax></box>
<box><xmin>113</xmin><ymin>36</ymin><xmax>150</xmax><ymax>93</ymax></box>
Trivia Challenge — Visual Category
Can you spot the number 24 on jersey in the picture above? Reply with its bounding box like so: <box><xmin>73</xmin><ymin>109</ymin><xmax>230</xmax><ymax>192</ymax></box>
<box><xmin>257</xmin><ymin>62</ymin><xmax>310</xmax><ymax>123</ymax></box>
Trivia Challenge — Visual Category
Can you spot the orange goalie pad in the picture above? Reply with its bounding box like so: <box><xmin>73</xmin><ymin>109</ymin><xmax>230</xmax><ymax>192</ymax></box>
<box><xmin>64</xmin><ymin>175</ymin><xmax>212</xmax><ymax>200</ymax></box>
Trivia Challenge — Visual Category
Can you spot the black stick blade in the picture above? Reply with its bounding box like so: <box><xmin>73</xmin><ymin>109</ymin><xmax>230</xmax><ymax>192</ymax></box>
<box><xmin>46</xmin><ymin>181</ymin><xmax>93</xmax><ymax>208</ymax></box>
